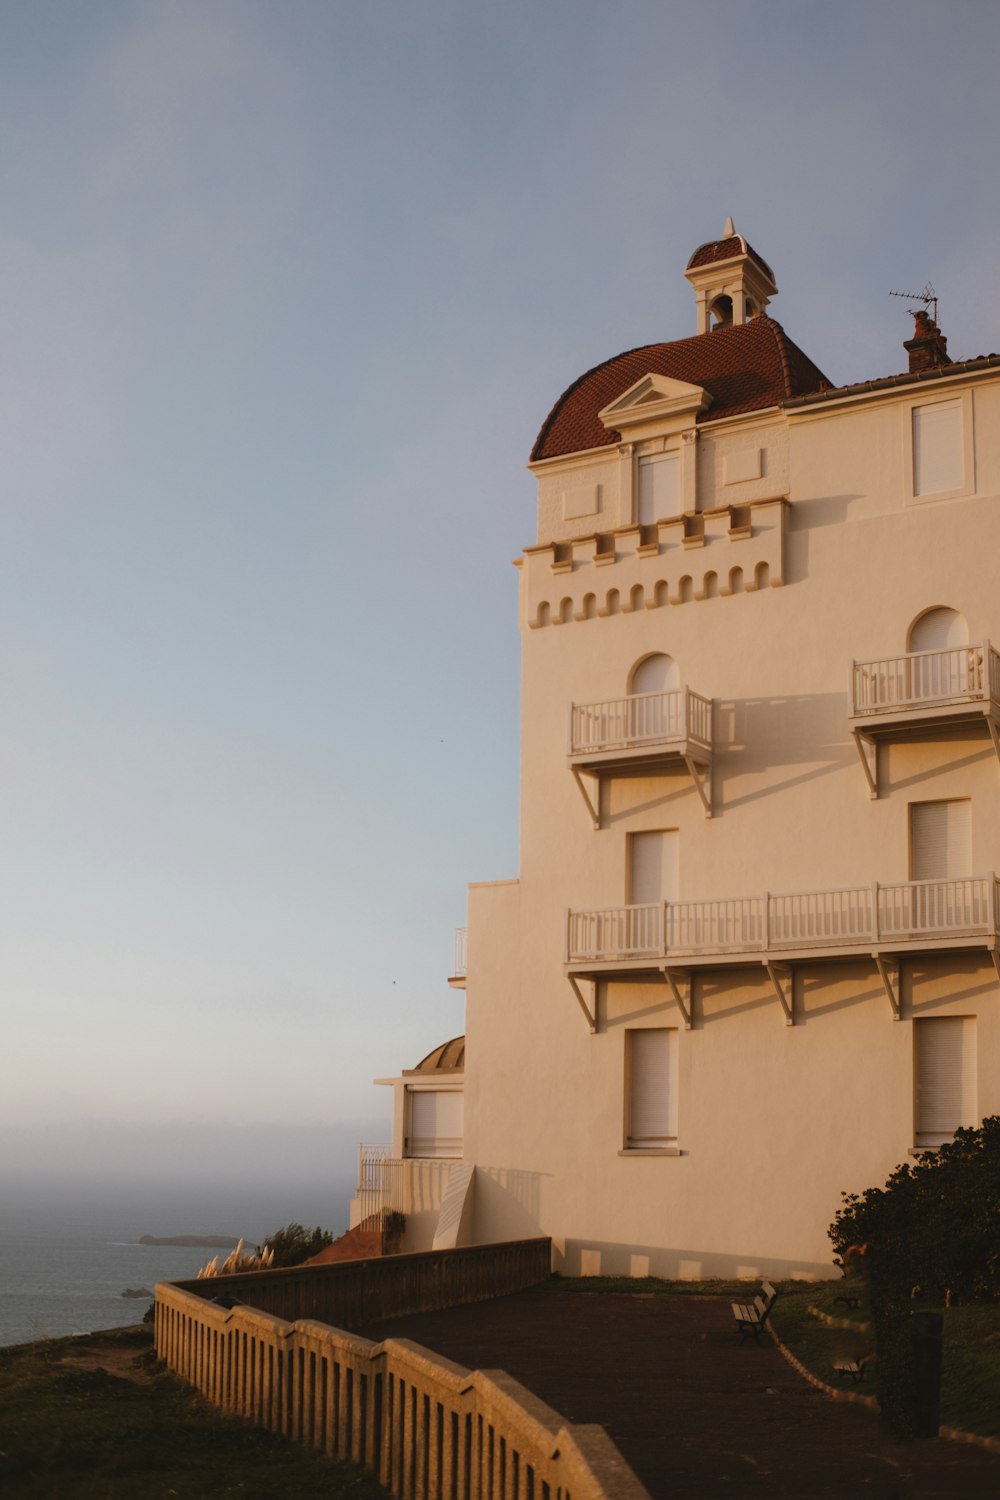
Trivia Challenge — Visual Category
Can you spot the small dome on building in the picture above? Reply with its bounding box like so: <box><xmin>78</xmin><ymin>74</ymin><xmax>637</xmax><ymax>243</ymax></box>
<box><xmin>686</xmin><ymin>229</ymin><xmax>775</xmax><ymax>284</ymax></box>
<box><xmin>405</xmin><ymin>1036</ymin><xmax>465</xmax><ymax>1074</ymax></box>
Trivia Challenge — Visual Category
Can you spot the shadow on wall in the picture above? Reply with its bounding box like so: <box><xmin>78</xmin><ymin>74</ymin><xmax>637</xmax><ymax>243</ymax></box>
<box><xmin>470</xmin><ymin>1167</ymin><xmax>548</xmax><ymax>1245</ymax></box>
<box><xmin>716</xmin><ymin>693</ymin><xmax>848</xmax><ymax>760</ymax></box>
<box><xmin>557</xmin><ymin>1237</ymin><xmax>836</xmax><ymax>1282</ymax></box>
<box><xmin>602</xmin><ymin>692</ymin><xmax>853</xmax><ymax>826</ymax></box>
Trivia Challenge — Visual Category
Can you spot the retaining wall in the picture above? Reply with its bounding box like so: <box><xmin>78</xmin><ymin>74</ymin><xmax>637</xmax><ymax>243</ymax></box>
<box><xmin>155</xmin><ymin>1242</ymin><xmax>651</xmax><ymax>1499</ymax></box>
<box><xmin>168</xmin><ymin>1237</ymin><xmax>553</xmax><ymax>1326</ymax></box>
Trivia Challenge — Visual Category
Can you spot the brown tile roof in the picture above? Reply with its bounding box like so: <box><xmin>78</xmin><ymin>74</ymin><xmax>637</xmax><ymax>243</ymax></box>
<box><xmin>530</xmin><ymin>317</ymin><xmax>829</xmax><ymax>462</ymax></box>
<box><xmin>783</xmin><ymin>352</ymin><xmax>1000</xmax><ymax>408</ymax></box>
<box><xmin>686</xmin><ymin>234</ymin><xmax>775</xmax><ymax>281</ymax></box>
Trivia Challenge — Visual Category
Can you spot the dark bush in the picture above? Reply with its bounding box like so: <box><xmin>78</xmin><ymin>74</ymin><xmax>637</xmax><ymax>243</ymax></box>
<box><xmin>830</xmin><ymin>1116</ymin><xmax>1000</xmax><ymax>1305</ymax></box>
<box><xmin>259</xmin><ymin>1223</ymin><xmax>336</xmax><ymax>1269</ymax></box>
<box><xmin>830</xmin><ymin>1116</ymin><xmax>1000</xmax><ymax>1437</ymax></box>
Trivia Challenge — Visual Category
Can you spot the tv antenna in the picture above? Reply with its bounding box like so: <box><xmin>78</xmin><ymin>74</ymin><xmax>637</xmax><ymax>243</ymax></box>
<box><xmin>889</xmin><ymin>282</ymin><xmax>938</xmax><ymax>323</ymax></box>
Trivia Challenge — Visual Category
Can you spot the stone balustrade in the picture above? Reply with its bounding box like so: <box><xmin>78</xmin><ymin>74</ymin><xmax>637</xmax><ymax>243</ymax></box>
<box><xmin>155</xmin><ymin>1240</ymin><xmax>651</xmax><ymax>1499</ymax></box>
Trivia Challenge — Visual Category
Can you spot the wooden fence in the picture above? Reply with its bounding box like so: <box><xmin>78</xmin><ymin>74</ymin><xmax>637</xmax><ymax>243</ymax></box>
<box><xmin>155</xmin><ymin>1240</ymin><xmax>650</xmax><ymax>1499</ymax></box>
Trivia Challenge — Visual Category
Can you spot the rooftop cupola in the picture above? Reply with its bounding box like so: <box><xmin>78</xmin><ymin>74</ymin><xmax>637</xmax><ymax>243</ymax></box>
<box><xmin>685</xmin><ymin>218</ymin><xmax>778</xmax><ymax>335</ymax></box>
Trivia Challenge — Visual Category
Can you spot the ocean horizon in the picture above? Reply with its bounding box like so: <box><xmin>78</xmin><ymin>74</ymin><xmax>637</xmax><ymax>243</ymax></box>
<box><xmin>0</xmin><ymin>1172</ymin><xmax>356</xmax><ymax>1349</ymax></box>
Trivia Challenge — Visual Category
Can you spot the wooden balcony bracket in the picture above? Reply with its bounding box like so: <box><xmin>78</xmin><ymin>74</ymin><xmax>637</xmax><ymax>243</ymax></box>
<box><xmin>568</xmin><ymin>975</ymin><xmax>597</xmax><ymax>1033</ymax></box>
<box><xmin>683</xmin><ymin>756</ymin><xmax>713</xmax><ymax>818</ymax></box>
<box><xmin>571</xmin><ymin>768</ymin><xmax>601</xmax><ymax>830</ymax></box>
<box><xmin>989</xmin><ymin>944</ymin><xmax>1000</xmax><ymax>988</ymax></box>
<box><xmin>765</xmin><ymin>962</ymin><xmax>794</xmax><ymax>1026</ymax></box>
<box><xmin>852</xmin><ymin>730</ymin><xmax>878</xmax><ymax>799</ymax></box>
<box><xmin>873</xmin><ymin>953</ymin><xmax>901</xmax><ymax>1020</ymax></box>
<box><xmin>661</xmin><ymin>968</ymin><xmax>693</xmax><ymax>1029</ymax></box>
<box><xmin>988</xmin><ymin>716</ymin><xmax>1000</xmax><ymax>770</ymax></box>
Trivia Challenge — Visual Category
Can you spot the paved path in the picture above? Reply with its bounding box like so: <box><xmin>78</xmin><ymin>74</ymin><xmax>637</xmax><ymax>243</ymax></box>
<box><xmin>355</xmin><ymin>1289</ymin><xmax>1000</xmax><ymax>1500</ymax></box>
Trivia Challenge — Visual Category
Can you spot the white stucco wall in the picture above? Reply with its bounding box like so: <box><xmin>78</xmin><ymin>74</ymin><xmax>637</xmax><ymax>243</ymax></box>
<box><xmin>446</xmin><ymin>360</ymin><xmax>1000</xmax><ymax>1279</ymax></box>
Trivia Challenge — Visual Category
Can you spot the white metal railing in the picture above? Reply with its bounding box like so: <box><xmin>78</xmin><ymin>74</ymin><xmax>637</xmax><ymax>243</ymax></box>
<box><xmin>851</xmin><ymin>641</ymin><xmax>1000</xmax><ymax>717</ymax></box>
<box><xmin>569</xmin><ymin>687</ymin><xmax>712</xmax><ymax>757</ymax></box>
<box><xmin>566</xmin><ymin>874</ymin><xmax>1000</xmax><ymax>963</ymax></box>
<box><xmin>355</xmin><ymin>1145</ymin><xmax>453</xmax><ymax>1223</ymax></box>
<box><xmin>355</xmin><ymin>1142</ymin><xmax>400</xmax><ymax>1221</ymax></box>
<box><xmin>453</xmin><ymin>927</ymin><xmax>467</xmax><ymax>976</ymax></box>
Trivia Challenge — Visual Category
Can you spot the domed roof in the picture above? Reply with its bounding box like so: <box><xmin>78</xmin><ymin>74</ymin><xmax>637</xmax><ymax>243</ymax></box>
<box><xmin>686</xmin><ymin>233</ymin><xmax>775</xmax><ymax>282</ymax></box>
<box><xmin>530</xmin><ymin>317</ymin><xmax>828</xmax><ymax>462</ymax></box>
<box><xmin>405</xmin><ymin>1036</ymin><xmax>465</xmax><ymax>1074</ymax></box>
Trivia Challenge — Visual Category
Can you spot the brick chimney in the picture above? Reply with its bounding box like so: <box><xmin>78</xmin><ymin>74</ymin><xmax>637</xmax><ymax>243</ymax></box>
<box><xmin>904</xmin><ymin>308</ymin><xmax>951</xmax><ymax>373</ymax></box>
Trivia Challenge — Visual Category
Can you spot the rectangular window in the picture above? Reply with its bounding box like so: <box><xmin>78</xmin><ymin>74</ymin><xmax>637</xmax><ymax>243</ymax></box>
<box><xmin>406</xmin><ymin>1089</ymin><xmax>464</xmax><ymax>1159</ymax></box>
<box><xmin>629</xmin><ymin>829</ymin><xmax>679</xmax><ymax>906</ymax></box>
<box><xmin>626</xmin><ymin>1028</ymin><xmax>677</xmax><ymax>1148</ymax></box>
<box><xmin>909</xmin><ymin>800</ymin><xmax>972</xmax><ymax>881</ymax></box>
<box><xmin>912</xmin><ymin>399</ymin><xmax>963</xmax><ymax>498</ymax></box>
<box><xmin>638</xmin><ymin>454</ymin><xmax>680</xmax><ymax>525</ymax></box>
<box><xmin>915</xmin><ymin>1017</ymin><xmax>976</xmax><ymax>1147</ymax></box>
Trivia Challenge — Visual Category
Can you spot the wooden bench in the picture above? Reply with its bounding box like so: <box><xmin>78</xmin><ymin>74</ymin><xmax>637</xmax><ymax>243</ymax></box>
<box><xmin>834</xmin><ymin>1354</ymin><xmax>873</xmax><ymax>1383</ymax></box>
<box><xmin>731</xmin><ymin>1280</ymin><xmax>777</xmax><ymax>1342</ymax></box>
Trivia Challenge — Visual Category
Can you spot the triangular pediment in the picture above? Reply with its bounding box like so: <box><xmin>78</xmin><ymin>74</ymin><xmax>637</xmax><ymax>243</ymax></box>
<box><xmin>598</xmin><ymin>373</ymin><xmax>711</xmax><ymax>435</ymax></box>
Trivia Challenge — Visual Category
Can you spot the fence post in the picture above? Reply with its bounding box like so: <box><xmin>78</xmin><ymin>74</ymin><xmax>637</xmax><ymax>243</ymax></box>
<box><xmin>872</xmin><ymin>882</ymin><xmax>880</xmax><ymax>942</ymax></box>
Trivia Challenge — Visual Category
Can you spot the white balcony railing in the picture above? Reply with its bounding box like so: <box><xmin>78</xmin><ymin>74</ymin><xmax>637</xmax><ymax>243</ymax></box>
<box><xmin>567</xmin><ymin>875</ymin><xmax>1000</xmax><ymax>963</ymax></box>
<box><xmin>569</xmin><ymin>687</ymin><xmax>712</xmax><ymax>758</ymax></box>
<box><xmin>453</xmin><ymin>927</ymin><xmax>467</xmax><ymax>977</ymax></box>
<box><xmin>851</xmin><ymin>641</ymin><xmax>1000</xmax><ymax>718</ymax></box>
<box><xmin>355</xmin><ymin>1143</ymin><xmax>452</xmax><ymax>1223</ymax></box>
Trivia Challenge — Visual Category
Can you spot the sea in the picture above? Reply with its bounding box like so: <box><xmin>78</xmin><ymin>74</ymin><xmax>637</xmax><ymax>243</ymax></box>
<box><xmin>0</xmin><ymin>1172</ymin><xmax>356</xmax><ymax>1349</ymax></box>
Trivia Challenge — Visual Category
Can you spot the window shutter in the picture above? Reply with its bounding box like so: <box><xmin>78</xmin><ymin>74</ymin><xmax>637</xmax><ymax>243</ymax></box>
<box><xmin>912</xmin><ymin>400</ymin><xmax>963</xmax><ymax>497</ymax></box>
<box><xmin>408</xmin><ymin>1090</ymin><xmax>464</xmax><ymax>1158</ymax></box>
<box><xmin>638</xmin><ymin>455</ymin><xmax>680</xmax><ymax>525</ymax></box>
<box><xmin>630</xmin><ymin>830</ymin><xmax>679</xmax><ymax>905</ymax></box>
<box><xmin>910</xmin><ymin>801</ymin><xmax>972</xmax><ymax>881</ymax></box>
<box><xmin>915</xmin><ymin>1017</ymin><xmax>976</xmax><ymax>1147</ymax></box>
<box><xmin>627</xmin><ymin>1029</ymin><xmax>677</xmax><ymax>1147</ymax></box>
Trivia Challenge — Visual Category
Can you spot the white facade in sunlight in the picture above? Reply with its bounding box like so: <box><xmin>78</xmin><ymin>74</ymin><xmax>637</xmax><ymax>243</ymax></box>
<box><xmin>361</xmin><ymin>225</ymin><xmax>1000</xmax><ymax>1278</ymax></box>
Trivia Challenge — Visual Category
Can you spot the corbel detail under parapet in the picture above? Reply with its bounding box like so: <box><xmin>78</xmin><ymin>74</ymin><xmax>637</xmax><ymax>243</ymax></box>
<box><xmin>524</xmin><ymin>497</ymin><xmax>787</xmax><ymax>629</ymax></box>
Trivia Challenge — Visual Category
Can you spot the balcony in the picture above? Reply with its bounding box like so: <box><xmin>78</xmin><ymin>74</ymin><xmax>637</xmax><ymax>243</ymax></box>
<box><xmin>849</xmin><ymin>642</ymin><xmax>1000</xmax><ymax>796</ymax></box>
<box><xmin>354</xmin><ymin>1142</ymin><xmax>452</xmax><ymax>1223</ymax></box>
<box><xmin>566</xmin><ymin>876</ymin><xmax>1000</xmax><ymax>1022</ymax></box>
<box><xmin>448</xmin><ymin>927</ymin><xmax>467</xmax><ymax>988</ymax></box>
<box><xmin>567</xmin><ymin>687</ymin><xmax>713</xmax><ymax>821</ymax></box>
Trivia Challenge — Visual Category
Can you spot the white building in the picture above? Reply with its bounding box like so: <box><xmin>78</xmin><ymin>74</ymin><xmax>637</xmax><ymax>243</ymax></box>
<box><xmin>355</xmin><ymin>223</ymin><xmax>1000</xmax><ymax>1280</ymax></box>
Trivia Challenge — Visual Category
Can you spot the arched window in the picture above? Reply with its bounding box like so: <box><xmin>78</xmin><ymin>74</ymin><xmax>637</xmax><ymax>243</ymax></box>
<box><xmin>630</xmin><ymin>653</ymin><xmax>680</xmax><ymax>695</ymax></box>
<box><xmin>907</xmin><ymin>607</ymin><xmax>968</xmax><ymax>652</ymax></box>
<box><xmin>710</xmin><ymin>294</ymin><xmax>733</xmax><ymax>329</ymax></box>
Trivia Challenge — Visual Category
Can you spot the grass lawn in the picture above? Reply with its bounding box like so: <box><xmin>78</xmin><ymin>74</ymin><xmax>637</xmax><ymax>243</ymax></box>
<box><xmin>0</xmin><ymin>1325</ymin><xmax>388</xmax><ymax>1500</ymax></box>
<box><xmin>546</xmin><ymin>1273</ymin><xmax>1000</xmax><ymax>1442</ymax></box>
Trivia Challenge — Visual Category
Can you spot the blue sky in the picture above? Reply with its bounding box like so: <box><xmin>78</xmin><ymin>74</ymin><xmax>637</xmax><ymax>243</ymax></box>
<box><xmin>2</xmin><ymin>1</ymin><xmax>999</xmax><ymax>1195</ymax></box>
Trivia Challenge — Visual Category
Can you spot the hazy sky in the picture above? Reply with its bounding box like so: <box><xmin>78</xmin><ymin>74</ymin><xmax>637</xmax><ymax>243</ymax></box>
<box><xmin>3</xmin><ymin>1</ymin><xmax>999</xmax><ymax>1192</ymax></box>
